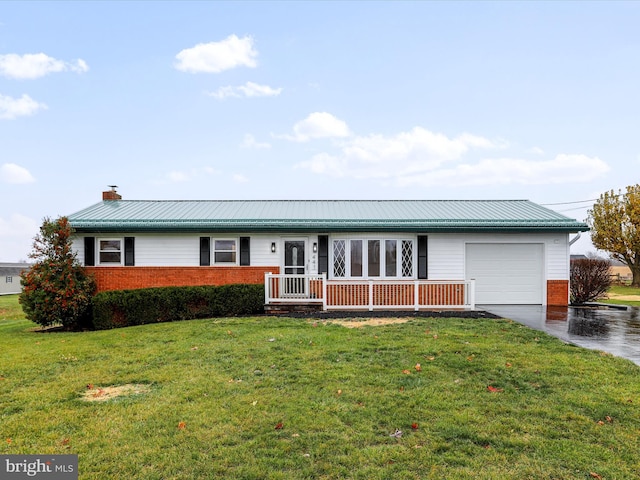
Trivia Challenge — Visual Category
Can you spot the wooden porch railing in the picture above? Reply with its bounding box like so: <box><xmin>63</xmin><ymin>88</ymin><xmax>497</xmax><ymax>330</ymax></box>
<box><xmin>265</xmin><ymin>273</ymin><xmax>475</xmax><ymax>311</ymax></box>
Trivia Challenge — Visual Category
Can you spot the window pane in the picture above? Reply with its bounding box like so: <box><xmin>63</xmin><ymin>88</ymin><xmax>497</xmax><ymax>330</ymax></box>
<box><xmin>402</xmin><ymin>240</ymin><xmax>413</xmax><ymax>277</ymax></box>
<box><xmin>350</xmin><ymin>240</ymin><xmax>363</xmax><ymax>277</ymax></box>
<box><xmin>368</xmin><ymin>240</ymin><xmax>380</xmax><ymax>277</ymax></box>
<box><xmin>100</xmin><ymin>252</ymin><xmax>121</xmax><ymax>263</ymax></box>
<box><xmin>99</xmin><ymin>239</ymin><xmax>121</xmax><ymax>264</ymax></box>
<box><xmin>215</xmin><ymin>240</ymin><xmax>236</xmax><ymax>251</ymax></box>
<box><xmin>385</xmin><ymin>240</ymin><xmax>397</xmax><ymax>277</ymax></box>
<box><xmin>100</xmin><ymin>240</ymin><xmax>121</xmax><ymax>251</ymax></box>
<box><xmin>215</xmin><ymin>251</ymin><xmax>236</xmax><ymax>263</ymax></box>
<box><xmin>333</xmin><ymin>240</ymin><xmax>346</xmax><ymax>277</ymax></box>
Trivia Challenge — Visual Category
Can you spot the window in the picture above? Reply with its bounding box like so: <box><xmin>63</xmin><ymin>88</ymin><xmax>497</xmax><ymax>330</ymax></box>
<box><xmin>368</xmin><ymin>240</ymin><xmax>380</xmax><ymax>277</ymax></box>
<box><xmin>350</xmin><ymin>240</ymin><xmax>363</xmax><ymax>277</ymax></box>
<box><xmin>385</xmin><ymin>240</ymin><xmax>397</xmax><ymax>277</ymax></box>
<box><xmin>333</xmin><ymin>240</ymin><xmax>346</xmax><ymax>277</ymax></box>
<box><xmin>331</xmin><ymin>238</ymin><xmax>414</xmax><ymax>279</ymax></box>
<box><xmin>401</xmin><ymin>240</ymin><xmax>413</xmax><ymax>277</ymax></box>
<box><xmin>6</xmin><ymin>276</ymin><xmax>12</xmax><ymax>283</ymax></box>
<box><xmin>214</xmin><ymin>239</ymin><xmax>237</xmax><ymax>264</ymax></box>
<box><xmin>99</xmin><ymin>239</ymin><xmax>122</xmax><ymax>264</ymax></box>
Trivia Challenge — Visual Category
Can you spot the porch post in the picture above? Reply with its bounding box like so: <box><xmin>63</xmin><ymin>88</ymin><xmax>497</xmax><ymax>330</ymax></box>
<box><xmin>322</xmin><ymin>273</ymin><xmax>327</xmax><ymax>311</ymax></box>
<box><xmin>368</xmin><ymin>280</ymin><xmax>374</xmax><ymax>311</ymax></box>
<box><xmin>264</xmin><ymin>273</ymin><xmax>272</xmax><ymax>305</ymax></box>
<box><xmin>414</xmin><ymin>280</ymin><xmax>419</xmax><ymax>311</ymax></box>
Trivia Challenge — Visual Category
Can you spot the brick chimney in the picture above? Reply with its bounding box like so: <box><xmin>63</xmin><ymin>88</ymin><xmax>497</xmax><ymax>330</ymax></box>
<box><xmin>103</xmin><ymin>185</ymin><xmax>122</xmax><ymax>201</ymax></box>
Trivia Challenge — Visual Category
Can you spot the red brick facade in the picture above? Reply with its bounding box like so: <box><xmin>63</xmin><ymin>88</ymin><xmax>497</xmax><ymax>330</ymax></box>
<box><xmin>547</xmin><ymin>280</ymin><xmax>569</xmax><ymax>306</ymax></box>
<box><xmin>86</xmin><ymin>266</ymin><xmax>280</xmax><ymax>292</ymax></box>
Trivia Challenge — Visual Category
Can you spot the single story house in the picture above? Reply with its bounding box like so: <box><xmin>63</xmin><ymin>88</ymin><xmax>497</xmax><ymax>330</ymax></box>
<box><xmin>0</xmin><ymin>263</ymin><xmax>30</xmax><ymax>295</ymax></box>
<box><xmin>67</xmin><ymin>188</ymin><xmax>589</xmax><ymax>310</ymax></box>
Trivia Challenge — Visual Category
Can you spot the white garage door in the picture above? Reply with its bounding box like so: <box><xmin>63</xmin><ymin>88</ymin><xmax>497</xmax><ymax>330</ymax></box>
<box><xmin>465</xmin><ymin>243</ymin><xmax>543</xmax><ymax>305</ymax></box>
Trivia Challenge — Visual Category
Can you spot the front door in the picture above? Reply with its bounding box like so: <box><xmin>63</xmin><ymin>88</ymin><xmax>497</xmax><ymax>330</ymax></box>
<box><xmin>284</xmin><ymin>240</ymin><xmax>306</xmax><ymax>296</ymax></box>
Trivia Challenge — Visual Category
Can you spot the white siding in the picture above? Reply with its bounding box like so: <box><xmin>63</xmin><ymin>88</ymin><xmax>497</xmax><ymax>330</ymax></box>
<box><xmin>72</xmin><ymin>233</ymin><xmax>283</xmax><ymax>267</ymax></box>
<box><xmin>72</xmin><ymin>238</ymin><xmax>85</xmax><ymax>263</ymax></box>
<box><xmin>546</xmin><ymin>235</ymin><xmax>570</xmax><ymax>280</ymax></box>
<box><xmin>135</xmin><ymin>235</ymin><xmax>200</xmax><ymax>266</ymax></box>
<box><xmin>247</xmin><ymin>235</ymin><xmax>282</xmax><ymax>268</ymax></box>
<box><xmin>428</xmin><ymin>233</ymin><xmax>569</xmax><ymax>282</ymax></box>
<box><xmin>71</xmin><ymin>232</ymin><xmax>571</xmax><ymax>291</ymax></box>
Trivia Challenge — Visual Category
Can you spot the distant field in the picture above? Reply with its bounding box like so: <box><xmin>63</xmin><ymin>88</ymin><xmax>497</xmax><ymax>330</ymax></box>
<box><xmin>601</xmin><ymin>285</ymin><xmax>640</xmax><ymax>307</ymax></box>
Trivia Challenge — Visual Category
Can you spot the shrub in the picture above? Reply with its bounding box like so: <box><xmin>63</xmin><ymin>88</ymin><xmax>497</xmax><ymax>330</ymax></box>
<box><xmin>570</xmin><ymin>256</ymin><xmax>612</xmax><ymax>305</ymax></box>
<box><xmin>19</xmin><ymin>217</ymin><xmax>96</xmax><ymax>330</ymax></box>
<box><xmin>91</xmin><ymin>284</ymin><xmax>264</xmax><ymax>330</ymax></box>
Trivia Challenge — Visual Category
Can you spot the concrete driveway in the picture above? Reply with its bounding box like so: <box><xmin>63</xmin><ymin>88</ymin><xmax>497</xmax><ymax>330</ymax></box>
<box><xmin>481</xmin><ymin>304</ymin><xmax>640</xmax><ymax>366</ymax></box>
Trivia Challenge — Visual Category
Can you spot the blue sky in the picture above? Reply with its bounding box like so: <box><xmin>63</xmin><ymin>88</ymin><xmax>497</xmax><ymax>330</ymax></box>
<box><xmin>1</xmin><ymin>1</ymin><xmax>639</xmax><ymax>261</ymax></box>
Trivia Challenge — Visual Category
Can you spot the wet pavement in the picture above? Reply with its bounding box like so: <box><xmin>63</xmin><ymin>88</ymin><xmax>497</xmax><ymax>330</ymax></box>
<box><xmin>482</xmin><ymin>304</ymin><xmax>640</xmax><ymax>366</ymax></box>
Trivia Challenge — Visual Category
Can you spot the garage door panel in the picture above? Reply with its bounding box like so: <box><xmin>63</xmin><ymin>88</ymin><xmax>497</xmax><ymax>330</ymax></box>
<box><xmin>466</xmin><ymin>244</ymin><xmax>543</xmax><ymax>304</ymax></box>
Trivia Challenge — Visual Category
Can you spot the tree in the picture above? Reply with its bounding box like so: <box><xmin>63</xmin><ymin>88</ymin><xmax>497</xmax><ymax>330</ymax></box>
<box><xmin>588</xmin><ymin>184</ymin><xmax>640</xmax><ymax>287</ymax></box>
<box><xmin>19</xmin><ymin>217</ymin><xmax>96</xmax><ymax>329</ymax></box>
<box><xmin>570</xmin><ymin>256</ymin><xmax>611</xmax><ymax>304</ymax></box>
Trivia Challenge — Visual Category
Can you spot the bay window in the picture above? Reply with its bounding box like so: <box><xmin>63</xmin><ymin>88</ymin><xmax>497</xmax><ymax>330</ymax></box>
<box><xmin>331</xmin><ymin>237</ymin><xmax>414</xmax><ymax>279</ymax></box>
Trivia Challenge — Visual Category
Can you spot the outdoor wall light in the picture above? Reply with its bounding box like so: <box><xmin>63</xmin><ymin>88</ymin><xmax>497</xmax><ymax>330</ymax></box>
<box><xmin>313</xmin><ymin>242</ymin><xmax>318</xmax><ymax>253</ymax></box>
<box><xmin>271</xmin><ymin>242</ymin><xmax>276</xmax><ymax>253</ymax></box>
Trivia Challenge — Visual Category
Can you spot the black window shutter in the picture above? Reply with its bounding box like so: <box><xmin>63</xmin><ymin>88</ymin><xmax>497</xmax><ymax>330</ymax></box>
<box><xmin>200</xmin><ymin>237</ymin><xmax>210</xmax><ymax>266</ymax></box>
<box><xmin>84</xmin><ymin>237</ymin><xmax>95</xmax><ymax>266</ymax></box>
<box><xmin>318</xmin><ymin>235</ymin><xmax>329</xmax><ymax>275</ymax></box>
<box><xmin>418</xmin><ymin>236</ymin><xmax>428</xmax><ymax>279</ymax></box>
<box><xmin>240</xmin><ymin>237</ymin><xmax>250</xmax><ymax>266</ymax></box>
<box><xmin>124</xmin><ymin>237</ymin><xmax>135</xmax><ymax>266</ymax></box>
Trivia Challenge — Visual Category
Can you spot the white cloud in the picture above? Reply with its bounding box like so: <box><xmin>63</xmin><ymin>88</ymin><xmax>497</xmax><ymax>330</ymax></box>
<box><xmin>0</xmin><ymin>94</ymin><xmax>47</xmax><ymax>119</ymax></box>
<box><xmin>174</xmin><ymin>35</ymin><xmax>258</xmax><ymax>73</ymax></box>
<box><xmin>0</xmin><ymin>53</ymin><xmax>89</xmax><ymax>79</ymax></box>
<box><xmin>295</xmin><ymin>125</ymin><xmax>608</xmax><ymax>188</ymax></box>
<box><xmin>278</xmin><ymin>112</ymin><xmax>351</xmax><ymax>142</ymax></box>
<box><xmin>240</xmin><ymin>134</ymin><xmax>271</xmax><ymax>149</ymax></box>
<box><xmin>297</xmin><ymin>126</ymin><xmax>496</xmax><ymax>178</ymax></box>
<box><xmin>207</xmin><ymin>81</ymin><xmax>282</xmax><ymax>100</ymax></box>
<box><xmin>396</xmin><ymin>154</ymin><xmax>610</xmax><ymax>187</ymax></box>
<box><xmin>0</xmin><ymin>163</ymin><xmax>36</xmax><ymax>184</ymax></box>
<box><xmin>232</xmin><ymin>173</ymin><xmax>249</xmax><ymax>183</ymax></box>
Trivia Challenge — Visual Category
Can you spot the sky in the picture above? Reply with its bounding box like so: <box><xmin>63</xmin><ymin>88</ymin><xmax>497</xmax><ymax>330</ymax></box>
<box><xmin>1</xmin><ymin>1</ymin><xmax>639</xmax><ymax>262</ymax></box>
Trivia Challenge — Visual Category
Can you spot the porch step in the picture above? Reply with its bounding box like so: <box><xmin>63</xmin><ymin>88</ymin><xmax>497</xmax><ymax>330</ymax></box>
<box><xmin>264</xmin><ymin>303</ymin><xmax>324</xmax><ymax>314</ymax></box>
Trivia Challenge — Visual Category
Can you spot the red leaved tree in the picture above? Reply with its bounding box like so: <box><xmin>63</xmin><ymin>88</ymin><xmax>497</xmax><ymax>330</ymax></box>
<box><xmin>19</xmin><ymin>217</ymin><xmax>95</xmax><ymax>329</ymax></box>
<box><xmin>570</xmin><ymin>256</ymin><xmax>611</xmax><ymax>305</ymax></box>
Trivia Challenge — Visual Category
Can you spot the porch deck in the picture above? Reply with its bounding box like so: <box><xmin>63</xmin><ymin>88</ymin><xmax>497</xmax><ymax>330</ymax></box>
<box><xmin>265</xmin><ymin>273</ymin><xmax>476</xmax><ymax>312</ymax></box>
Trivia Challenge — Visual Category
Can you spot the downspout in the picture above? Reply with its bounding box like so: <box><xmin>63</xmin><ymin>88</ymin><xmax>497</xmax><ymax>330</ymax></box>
<box><xmin>569</xmin><ymin>232</ymin><xmax>582</xmax><ymax>246</ymax></box>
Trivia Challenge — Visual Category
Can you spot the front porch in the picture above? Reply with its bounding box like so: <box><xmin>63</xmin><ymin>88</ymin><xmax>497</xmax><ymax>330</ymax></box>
<box><xmin>264</xmin><ymin>273</ymin><xmax>476</xmax><ymax>312</ymax></box>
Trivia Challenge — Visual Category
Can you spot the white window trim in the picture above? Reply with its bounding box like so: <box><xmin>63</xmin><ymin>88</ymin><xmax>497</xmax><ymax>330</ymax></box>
<box><xmin>98</xmin><ymin>238</ymin><xmax>123</xmax><ymax>265</ymax></box>
<box><xmin>213</xmin><ymin>238</ymin><xmax>238</xmax><ymax>265</ymax></box>
<box><xmin>330</xmin><ymin>236</ymin><xmax>416</xmax><ymax>280</ymax></box>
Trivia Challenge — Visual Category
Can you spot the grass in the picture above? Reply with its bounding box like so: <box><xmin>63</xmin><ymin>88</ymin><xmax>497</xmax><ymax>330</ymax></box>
<box><xmin>2</xmin><ymin>294</ymin><xmax>640</xmax><ymax>479</ymax></box>
<box><xmin>600</xmin><ymin>284</ymin><xmax>640</xmax><ymax>307</ymax></box>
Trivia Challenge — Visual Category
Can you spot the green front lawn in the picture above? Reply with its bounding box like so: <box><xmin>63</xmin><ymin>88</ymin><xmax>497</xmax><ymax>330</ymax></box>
<box><xmin>2</xmin><ymin>294</ymin><xmax>640</xmax><ymax>479</ymax></box>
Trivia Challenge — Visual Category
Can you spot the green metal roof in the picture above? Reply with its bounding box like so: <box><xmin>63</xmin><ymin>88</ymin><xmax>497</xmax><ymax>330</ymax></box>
<box><xmin>67</xmin><ymin>200</ymin><xmax>589</xmax><ymax>233</ymax></box>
